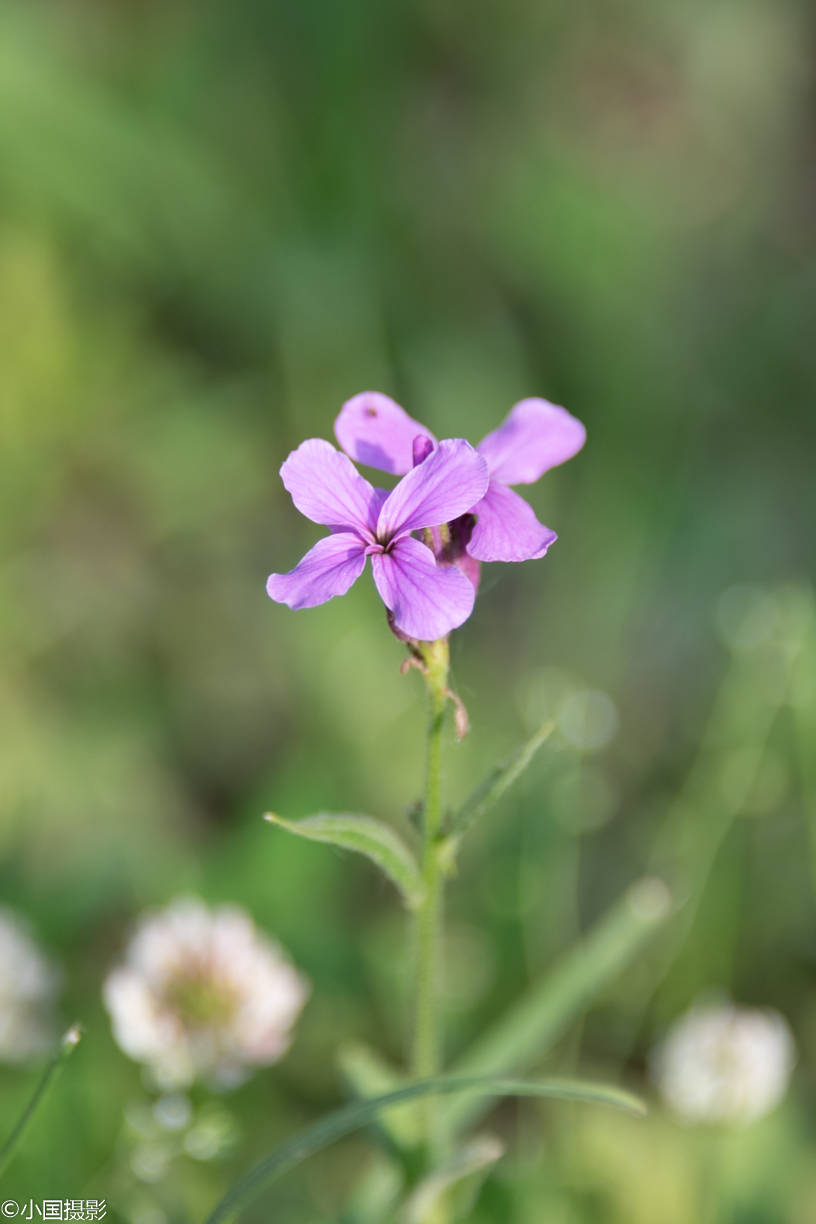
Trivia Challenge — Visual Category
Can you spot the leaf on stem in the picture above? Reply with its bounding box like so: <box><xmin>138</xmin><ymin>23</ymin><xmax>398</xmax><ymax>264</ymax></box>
<box><xmin>265</xmin><ymin>812</ymin><xmax>424</xmax><ymax>908</ymax></box>
<box><xmin>449</xmin><ymin>721</ymin><xmax>555</xmax><ymax>840</ymax></box>
<box><xmin>204</xmin><ymin>1074</ymin><xmax>646</xmax><ymax>1224</ymax></box>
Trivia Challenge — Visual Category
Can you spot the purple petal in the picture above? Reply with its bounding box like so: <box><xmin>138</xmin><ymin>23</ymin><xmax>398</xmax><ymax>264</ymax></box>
<box><xmin>371</xmin><ymin>537</ymin><xmax>475</xmax><ymax>641</ymax></box>
<box><xmin>369</xmin><ymin>487</ymin><xmax>391</xmax><ymax>521</ymax></box>
<box><xmin>266</xmin><ymin>533</ymin><xmax>367</xmax><ymax>609</ymax></box>
<box><xmin>280</xmin><ymin>438</ymin><xmax>380</xmax><ymax>536</ymax></box>
<box><xmin>477</xmin><ymin>399</ymin><xmax>586</xmax><ymax>485</ymax></box>
<box><xmin>467</xmin><ymin>480</ymin><xmax>558</xmax><ymax>563</ymax></box>
<box><xmin>377</xmin><ymin>439</ymin><xmax>489</xmax><ymax>541</ymax></box>
<box><xmin>334</xmin><ymin>392</ymin><xmax>435</xmax><ymax>476</ymax></box>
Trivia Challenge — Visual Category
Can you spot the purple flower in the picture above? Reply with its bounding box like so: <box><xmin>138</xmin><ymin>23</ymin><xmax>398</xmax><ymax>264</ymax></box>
<box><xmin>266</xmin><ymin>437</ymin><xmax>490</xmax><ymax>641</ymax></box>
<box><xmin>335</xmin><ymin>392</ymin><xmax>586</xmax><ymax>564</ymax></box>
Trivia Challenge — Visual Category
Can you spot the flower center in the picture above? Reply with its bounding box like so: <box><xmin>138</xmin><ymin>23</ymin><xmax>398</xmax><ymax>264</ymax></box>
<box><xmin>366</xmin><ymin>536</ymin><xmax>396</xmax><ymax>555</ymax></box>
<box><xmin>164</xmin><ymin>969</ymin><xmax>237</xmax><ymax>1029</ymax></box>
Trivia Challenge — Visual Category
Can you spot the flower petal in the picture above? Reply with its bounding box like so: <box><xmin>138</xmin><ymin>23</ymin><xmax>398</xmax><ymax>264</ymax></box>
<box><xmin>266</xmin><ymin>533</ymin><xmax>367</xmax><ymax>609</ymax></box>
<box><xmin>334</xmin><ymin>392</ymin><xmax>436</xmax><ymax>476</ymax></box>
<box><xmin>477</xmin><ymin>399</ymin><xmax>586</xmax><ymax>485</ymax></box>
<box><xmin>371</xmin><ymin>537</ymin><xmax>476</xmax><ymax>641</ymax></box>
<box><xmin>467</xmin><ymin>481</ymin><xmax>558</xmax><ymax>563</ymax></box>
<box><xmin>280</xmin><ymin>438</ymin><xmax>380</xmax><ymax>536</ymax></box>
<box><xmin>377</xmin><ymin>439</ymin><xmax>489</xmax><ymax>541</ymax></box>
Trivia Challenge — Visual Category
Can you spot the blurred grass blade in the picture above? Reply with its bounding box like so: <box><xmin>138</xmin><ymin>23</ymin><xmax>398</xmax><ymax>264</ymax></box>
<box><xmin>440</xmin><ymin>877</ymin><xmax>672</xmax><ymax>1136</ymax></box>
<box><xmin>265</xmin><ymin>812</ymin><xmax>424</xmax><ymax>908</ymax></box>
<box><xmin>0</xmin><ymin>1025</ymin><xmax>82</xmax><ymax>1178</ymax></box>
<box><xmin>639</xmin><ymin>586</ymin><xmax>808</xmax><ymax>1007</ymax></box>
<box><xmin>791</xmin><ymin>602</ymin><xmax>816</xmax><ymax>893</ymax></box>
<box><xmin>450</xmin><ymin>722</ymin><xmax>554</xmax><ymax>840</ymax></box>
<box><xmin>204</xmin><ymin>1074</ymin><xmax>645</xmax><ymax>1224</ymax></box>
<box><xmin>402</xmin><ymin>1134</ymin><xmax>504</xmax><ymax>1224</ymax></box>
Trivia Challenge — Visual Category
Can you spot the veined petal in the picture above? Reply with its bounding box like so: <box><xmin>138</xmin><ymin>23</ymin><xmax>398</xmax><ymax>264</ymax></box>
<box><xmin>371</xmin><ymin>537</ymin><xmax>476</xmax><ymax>641</ymax></box>
<box><xmin>377</xmin><ymin>439</ymin><xmax>489</xmax><ymax>541</ymax></box>
<box><xmin>468</xmin><ymin>481</ymin><xmax>558</xmax><ymax>563</ymax></box>
<box><xmin>280</xmin><ymin>438</ymin><xmax>380</xmax><ymax>536</ymax></box>
<box><xmin>364</xmin><ymin>487</ymin><xmax>391</xmax><ymax>529</ymax></box>
<box><xmin>477</xmin><ymin>399</ymin><xmax>586</xmax><ymax>485</ymax></box>
<box><xmin>335</xmin><ymin>392</ymin><xmax>436</xmax><ymax>476</ymax></box>
<box><xmin>266</xmin><ymin>533</ymin><xmax>367</xmax><ymax>609</ymax></box>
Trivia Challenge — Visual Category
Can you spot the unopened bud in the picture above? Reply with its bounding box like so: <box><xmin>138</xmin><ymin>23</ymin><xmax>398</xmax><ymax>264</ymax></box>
<box><xmin>412</xmin><ymin>434</ymin><xmax>435</xmax><ymax>467</ymax></box>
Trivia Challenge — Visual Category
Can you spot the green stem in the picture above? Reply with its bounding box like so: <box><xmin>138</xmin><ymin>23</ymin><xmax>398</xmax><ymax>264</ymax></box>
<box><xmin>412</xmin><ymin>639</ymin><xmax>450</xmax><ymax>1136</ymax></box>
<box><xmin>0</xmin><ymin>1025</ymin><xmax>82</xmax><ymax>1178</ymax></box>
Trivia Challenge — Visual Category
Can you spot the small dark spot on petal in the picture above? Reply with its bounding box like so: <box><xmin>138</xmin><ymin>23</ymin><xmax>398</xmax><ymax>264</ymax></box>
<box><xmin>365</xmin><ymin>407</ymin><xmax>377</xmax><ymax>417</ymax></box>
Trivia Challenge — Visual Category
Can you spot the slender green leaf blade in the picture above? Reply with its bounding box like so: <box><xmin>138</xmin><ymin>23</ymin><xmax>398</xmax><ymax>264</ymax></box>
<box><xmin>451</xmin><ymin>722</ymin><xmax>554</xmax><ymax>839</ymax></box>
<box><xmin>204</xmin><ymin>1075</ymin><xmax>645</xmax><ymax>1224</ymax></box>
<box><xmin>265</xmin><ymin>812</ymin><xmax>424</xmax><ymax>908</ymax></box>
<box><xmin>441</xmin><ymin>877</ymin><xmax>672</xmax><ymax>1135</ymax></box>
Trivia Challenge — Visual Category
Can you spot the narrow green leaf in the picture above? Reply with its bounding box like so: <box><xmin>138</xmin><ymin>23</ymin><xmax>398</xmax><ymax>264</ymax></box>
<box><xmin>265</xmin><ymin>812</ymin><xmax>424</xmax><ymax>908</ymax></box>
<box><xmin>450</xmin><ymin>722</ymin><xmax>554</xmax><ymax>840</ymax></box>
<box><xmin>441</xmin><ymin>877</ymin><xmax>672</xmax><ymax>1135</ymax></box>
<box><xmin>0</xmin><ymin>1025</ymin><xmax>82</xmax><ymax>1178</ymax></box>
<box><xmin>204</xmin><ymin>1074</ymin><xmax>645</xmax><ymax>1224</ymax></box>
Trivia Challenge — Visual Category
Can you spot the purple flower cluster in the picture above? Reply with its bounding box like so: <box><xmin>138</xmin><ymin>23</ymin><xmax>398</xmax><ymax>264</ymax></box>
<box><xmin>267</xmin><ymin>394</ymin><xmax>585</xmax><ymax>641</ymax></box>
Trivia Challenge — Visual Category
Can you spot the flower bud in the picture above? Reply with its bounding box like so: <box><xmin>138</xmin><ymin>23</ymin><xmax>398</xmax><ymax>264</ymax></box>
<box><xmin>412</xmin><ymin>434</ymin><xmax>435</xmax><ymax>467</ymax></box>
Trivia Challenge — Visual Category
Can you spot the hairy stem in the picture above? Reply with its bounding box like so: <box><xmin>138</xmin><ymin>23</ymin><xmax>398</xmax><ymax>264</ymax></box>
<box><xmin>412</xmin><ymin>638</ymin><xmax>450</xmax><ymax>1145</ymax></box>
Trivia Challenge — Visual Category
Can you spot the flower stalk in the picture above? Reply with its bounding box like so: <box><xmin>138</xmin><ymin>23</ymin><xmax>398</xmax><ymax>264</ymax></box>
<box><xmin>412</xmin><ymin>637</ymin><xmax>451</xmax><ymax>1148</ymax></box>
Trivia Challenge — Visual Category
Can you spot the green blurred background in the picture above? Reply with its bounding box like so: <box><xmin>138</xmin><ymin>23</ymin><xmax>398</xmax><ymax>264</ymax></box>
<box><xmin>1</xmin><ymin>0</ymin><xmax>815</xmax><ymax>1219</ymax></box>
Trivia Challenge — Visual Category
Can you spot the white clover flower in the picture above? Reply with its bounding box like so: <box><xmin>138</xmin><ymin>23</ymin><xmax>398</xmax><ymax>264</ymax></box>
<box><xmin>652</xmin><ymin>999</ymin><xmax>795</xmax><ymax>1125</ymax></box>
<box><xmin>0</xmin><ymin>907</ymin><xmax>60</xmax><ymax>1063</ymax></box>
<box><xmin>103</xmin><ymin>897</ymin><xmax>309</xmax><ymax>1089</ymax></box>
